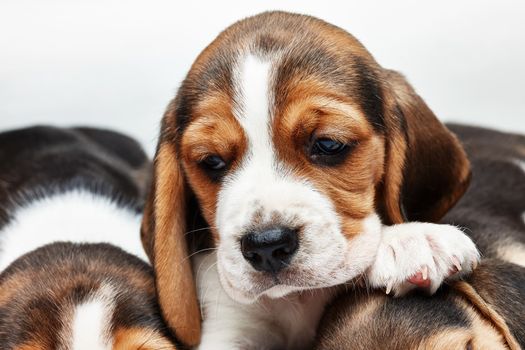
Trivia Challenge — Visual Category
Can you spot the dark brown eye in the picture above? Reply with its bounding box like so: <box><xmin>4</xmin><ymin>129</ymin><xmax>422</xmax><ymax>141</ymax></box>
<box><xmin>201</xmin><ymin>155</ymin><xmax>226</xmax><ymax>170</ymax></box>
<box><xmin>309</xmin><ymin>138</ymin><xmax>354</xmax><ymax>166</ymax></box>
<box><xmin>465</xmin><ymin>340</ymin><xmax>473</xmax><ymax>350</ymax></box>
<box><xmin>313</xmin><ymin>139</ymin><xmax>347</xmax><ymax>155</ymax></box>
<box><xmin>199</xmin><ymin>155</ymin><xmax>228</xmax><ymax>181</ymax></box>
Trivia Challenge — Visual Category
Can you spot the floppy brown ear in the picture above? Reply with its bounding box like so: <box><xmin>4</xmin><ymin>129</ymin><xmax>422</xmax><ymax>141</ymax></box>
<box><xmin>379</xmin><ymin>70</ymin><xmax>471</xmax><ymax>224</ymax></box>
<box><xmin>141</xmin><ymin>134</ymin><xmax>201</xmax><ymax>346</ymax></box>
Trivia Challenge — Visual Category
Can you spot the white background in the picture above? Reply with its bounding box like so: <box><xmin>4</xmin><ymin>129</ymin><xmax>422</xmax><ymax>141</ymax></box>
<box><xmin>1</xmin><ymin>0</ymin><xmax>524</xmax><ymax>155</ymax></box>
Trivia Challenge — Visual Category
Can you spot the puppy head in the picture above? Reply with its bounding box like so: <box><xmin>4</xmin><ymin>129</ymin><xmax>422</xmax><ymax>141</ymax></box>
<box><xmin>142</xmin><ymin>11</ymin><xmax>470</xmax><ymax>345</ymax></box>
<box><xmin>315</xmin><ymin>260</ymin><xmax>524</xmax><ymax>350</ymax></box>
<box><xmin>0</xmin><ymin>243</ymin><xmax>176</xmax><ymax>350</ymax></box>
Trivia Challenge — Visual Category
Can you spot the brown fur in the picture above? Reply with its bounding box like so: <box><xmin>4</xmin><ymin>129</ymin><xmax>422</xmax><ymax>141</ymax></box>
<box><xmin>181</xmin><ymin>98</ymin><xmax>248</xmax><ymax>237</ymax></box>
<box><xmin>14</xmin><ymin>343</ymin><xmax>46</xmax><ymax>350</ymax></box>
<box><xmin>144</xmin><ymin>143</ymin><xmax>201</xmax><ymax>346</ymax></box>
<box><xmin>315</xmin><ymin>260</ymin><xmax>525</xmax><ymax>350</ymax></box>
<box><xmin>141</xmin><ymin>11</ymin><xmax>471</xmax><ymax>346</ymax></box>
<box><xmin>0</xmin><ymin>243</ymin><xmax>174</xmax><ymax>349</ymax></box>
<box><xmin>113</xmin><ymin>328</ymin><xmax>177</xmax><ymax>350</ymax></box>
<box><xmin>380</xmin><ymin>70</ymin><xmax>471</xmax><ymax>224</ymax></box>
<box><xmin>273</xmin><ymin>93</ymin><xmax>385</xmax><ymax>238</ymax></box>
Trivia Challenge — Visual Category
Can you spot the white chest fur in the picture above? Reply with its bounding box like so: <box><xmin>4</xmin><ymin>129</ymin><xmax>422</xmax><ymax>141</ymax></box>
<box><xmin>194</xmin><ymin>252</ymin><xmax>333</xmax><ymax>350</ymax></box>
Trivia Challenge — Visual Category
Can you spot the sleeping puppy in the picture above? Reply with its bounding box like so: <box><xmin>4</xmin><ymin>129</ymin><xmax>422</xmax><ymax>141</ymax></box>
<box><xmin>0</xmin><ymin>126</ymin><xmax>176</xmax><ymax>349</ymax></box>
<box><xmin>444</xmin><ymin>124</ymin><xmax>525</xmax><ymax>269</ymax></box>
<box><xmin>315</xmin><ymin>260</ymin><xmax>524</xmax><ymax>350</ymax></box>
<box><xmin>142</xmin><ymin>11</ymin><xmax>480</xmax><ymax>349</ymax></box>
<box><xmin>315</xmin><ymin>125</ymin><xmax>525</xmax><ymax>350</ymax></box>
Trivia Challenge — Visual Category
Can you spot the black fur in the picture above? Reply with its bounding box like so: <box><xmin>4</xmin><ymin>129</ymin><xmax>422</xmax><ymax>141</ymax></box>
<box><xmin>443</xmin><ymin>124</ymin><xmax>525</xmax><ymax>257</ymax></box>
<box><xmin>0</xmin><ymin>126</ymin><xmax>176</xmax><ymax>348</ymax></box>
<box><xmin>316</xmin><ymin>260</ymin><xmax>525</xmax><ymax>350</ymax></box>
<box><xmin>0</xmin><ymin>125</ymin><xmax>151</xmax><ymax>228</ymax></box>
<box><xmin>0</xmin><ymin>243</ymin><xmax>172</xmax><ymax>348</ymax></box>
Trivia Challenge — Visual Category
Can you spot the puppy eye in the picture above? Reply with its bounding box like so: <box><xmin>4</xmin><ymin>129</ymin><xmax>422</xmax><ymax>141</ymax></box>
<box><xmin>200</xmin><ymin>155</ymin><xmax>226</xmax><ymax>171</ymax></box>
<box><xmin>313</xmin><ymin>138</ymin><xmax>347</xmax><ymax>155</ymax></box>
<box><xmin>309</xmin><ymin>138</ymin><xmax>354</xmax><ymax>166</ymax></box>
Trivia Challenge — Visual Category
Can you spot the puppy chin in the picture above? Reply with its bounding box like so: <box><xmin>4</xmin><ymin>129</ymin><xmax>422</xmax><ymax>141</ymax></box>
<box><xmin>218</xmin><ymin>274</ymin><xmax>303</xmax><ymax>304</ymax></box>
<box><xmin>216</xmin><ymin>261</ymin><xmax>259</xmax><ymax>304</ymax></box>
<box><xmin>262</xmin><ymin>284</ymin><xmax>304</xmax><ymax>299</ymax></box>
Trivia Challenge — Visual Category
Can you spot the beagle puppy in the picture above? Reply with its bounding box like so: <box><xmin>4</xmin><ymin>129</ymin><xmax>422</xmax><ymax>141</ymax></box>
<box><xmin>142</xmin><ymin>11</ymin><xmax>480</xmax><ymax>349</ymax></box>
<box><xmin>0</xmin><ymin>126</ymin><xmax>176</xmax><ymax>349</ymax></box>
<box><xmin>315</xmin><ymin>260</ymin><xmax>524</xmax><ymax>350</ymax></box>
<box><xmin>444</xmin><ymin>124</ymin><xmax>525</xmax><ymax>269</ymax></box>
<box><xmin>315</xmin><ymin>125</ymin><xmax>525</xmax><ymax>349</ymax></box>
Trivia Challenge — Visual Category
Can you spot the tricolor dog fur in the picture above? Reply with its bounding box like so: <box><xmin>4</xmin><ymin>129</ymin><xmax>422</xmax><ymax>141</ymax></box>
<box><xmin>0</xmin><ymin>126</ymin><xmax>176</xmax><ymax>349</ymax></box>
<box><xmin>315</xmin><ymin>125</ymin><xmax>525</xmax><ymax>350</ymax></box>
<box><xmin>142</xmin><ymin>11</ymin><xmax>480</xmax><ymax>349</ymax></box>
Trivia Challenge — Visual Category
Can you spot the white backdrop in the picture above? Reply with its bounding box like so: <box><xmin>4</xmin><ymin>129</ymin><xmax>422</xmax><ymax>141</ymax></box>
<box><xmin>1</xmin><ymin>0</ymin><xmax>524</xmax><ymax>155</ymax></box>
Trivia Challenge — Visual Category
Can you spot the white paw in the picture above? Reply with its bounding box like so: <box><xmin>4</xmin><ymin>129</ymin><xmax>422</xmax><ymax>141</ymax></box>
<box><xmin>367</xmin><ymin>222</ymin><xmax>480</xmax><ymax>296</ymax></box>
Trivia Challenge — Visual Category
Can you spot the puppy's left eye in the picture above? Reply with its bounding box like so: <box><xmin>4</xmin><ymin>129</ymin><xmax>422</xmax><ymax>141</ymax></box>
<box><xmin>313</xmin><ymin>139</ymin><xmax>347</xmax><ymax>155</ymax></box>
<box><xmin>309</xmin><ymin>138</ymin><xmax>354</xmax><ymax>166</ymax></box>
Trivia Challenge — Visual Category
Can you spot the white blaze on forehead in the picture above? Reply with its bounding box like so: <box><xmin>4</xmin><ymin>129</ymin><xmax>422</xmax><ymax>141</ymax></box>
<box><xmin>216</xmin><ymin>53</ymin><xmax>285</xmax><ymax>232</ymax></box>
<box><xmin>234</xmin><ymin>54</ymin><xmax>275</xmax><ymax>169</ymax></box>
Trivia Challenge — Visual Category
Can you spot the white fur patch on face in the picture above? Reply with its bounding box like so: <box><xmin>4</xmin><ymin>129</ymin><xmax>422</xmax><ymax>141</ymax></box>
<box><xmin>214</xmin><ymin>53</ymin><xmax>384</xmax><ymax>303</ymax></box>
<box><xmin>70</xmin><ymin>284</ymin><xmax>114</xmax><ymax>350</ymax></box>
<box><xmin>0</xmin><ymin>189</ymin><xmax>146</xmax><ymax>272</ymax></box>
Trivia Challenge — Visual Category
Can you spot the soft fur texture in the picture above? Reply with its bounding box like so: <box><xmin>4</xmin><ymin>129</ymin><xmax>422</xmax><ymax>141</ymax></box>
<box><xmin>315</xmin><ymin>125</ymin><xmax>525</xmax><ymax>350</ymax></box>
<box><xmin>315</xmin><ymin>261</ymin><xmax>525</xmax><ymax>350</ymax></box>
<box><xmin>141</xmin><ymin>11</ymin><xmax>480</xmax><ymax>349</ymax></box>
<box><xmin>0</xmin><ymin>126</ymin><xmax>176</xmax><ymax>349</ymax></box>
<box><xmin>0</xmin><ymin>190</ymin><xmax>146</xmax><ymax>271</ymax></box>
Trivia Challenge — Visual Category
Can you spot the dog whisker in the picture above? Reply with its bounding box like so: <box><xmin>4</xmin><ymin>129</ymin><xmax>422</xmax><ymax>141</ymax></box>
<box><xmin>184</xmin><ymin>226</ymin><xmax>218</xmax><ymax>236</ymax></box>
<box><xmin>182</xmin><ymin>247</ymin><xmax>218</xmax><ymax>263</ymax></box>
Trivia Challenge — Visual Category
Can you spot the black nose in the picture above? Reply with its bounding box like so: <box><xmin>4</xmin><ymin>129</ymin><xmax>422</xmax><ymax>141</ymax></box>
<box><xmin>240</xmin><ymin>227</ymin><xmax>299</xmax><ymax>273</ymax></box>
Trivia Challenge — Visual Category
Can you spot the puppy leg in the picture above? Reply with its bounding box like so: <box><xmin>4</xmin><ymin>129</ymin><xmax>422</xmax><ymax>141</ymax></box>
<box><xmin>367</xmin><ymin>223</ymin><xmax>480</xmax><ymax>296</ymax></box>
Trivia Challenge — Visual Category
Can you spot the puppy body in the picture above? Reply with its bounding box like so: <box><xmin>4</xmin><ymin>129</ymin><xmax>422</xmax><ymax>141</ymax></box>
<box><xmin>0</xmin><ymin>126</ymin><xmax>175</xmax><ymax>349</ymax></box>
<box><xmin>315</xmin><ymin>260</ymin><xmax>525</xmax><ymax>350</ymax></box>
<box><xmin>444</xmin><ymin>124</ymin><xmax>525</xmax><ymax>266</ymax></box>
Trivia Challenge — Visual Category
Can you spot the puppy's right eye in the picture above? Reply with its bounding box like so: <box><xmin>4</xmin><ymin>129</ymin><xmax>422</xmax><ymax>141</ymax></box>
<box><xmin>201</xmin><ymin>155</ymin><xmax>226</xmax><ymax>170</ymax></box>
